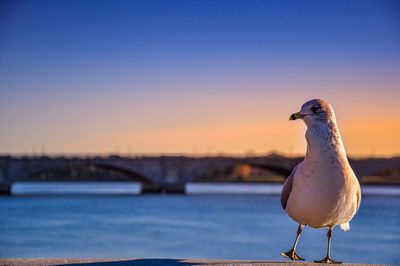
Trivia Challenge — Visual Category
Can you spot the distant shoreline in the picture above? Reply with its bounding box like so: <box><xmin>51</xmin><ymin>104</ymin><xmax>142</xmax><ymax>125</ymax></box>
<box><xmin>186</xmin><ymin>182</ymin><xmax>400</xmax><ymax>196</ymax></box>
<box><xmin>6</xmin><ymin>181</ymin><xmax>400</xmax><ymax>196</ymax></box>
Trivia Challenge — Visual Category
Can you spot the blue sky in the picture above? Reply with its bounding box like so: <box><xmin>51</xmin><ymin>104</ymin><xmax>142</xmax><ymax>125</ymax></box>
<box><xmin>0</xmin><ymin>0</ymin><xmax>399</xmax><ymax>155</ymax></box>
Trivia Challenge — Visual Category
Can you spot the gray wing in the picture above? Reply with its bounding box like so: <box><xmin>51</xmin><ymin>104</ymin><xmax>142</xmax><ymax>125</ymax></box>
<box><xmin>281</xmin><ymin>163</ymin><xmax>301</xmax><ymax>210</ymax></box>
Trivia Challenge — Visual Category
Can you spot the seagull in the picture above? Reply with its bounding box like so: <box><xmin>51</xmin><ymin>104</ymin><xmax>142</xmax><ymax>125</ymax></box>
<box><xmin>280</xmin><ymin>99</ymin><xmax>361</xmax><ymax>264</ymax></box>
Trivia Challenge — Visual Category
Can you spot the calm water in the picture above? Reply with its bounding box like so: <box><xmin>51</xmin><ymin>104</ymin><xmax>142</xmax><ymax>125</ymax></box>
<box><xmin>0</xmin><ymin>195</ymin><xmax>399</xmax><ymax>264</ymax></box>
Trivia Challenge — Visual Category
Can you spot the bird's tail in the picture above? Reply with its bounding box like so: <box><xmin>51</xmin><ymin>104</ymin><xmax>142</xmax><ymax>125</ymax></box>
<box><xmin>340</xmin><ymin>222</ymin><xmax>350</xmax><ymax>231</ymax></box>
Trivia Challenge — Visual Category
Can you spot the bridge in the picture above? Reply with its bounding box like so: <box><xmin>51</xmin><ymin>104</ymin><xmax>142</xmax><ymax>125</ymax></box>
<box><xmin>0</xmin><ymin>154</ymin><xmax>399</xmax><ymax>193</ymax></box>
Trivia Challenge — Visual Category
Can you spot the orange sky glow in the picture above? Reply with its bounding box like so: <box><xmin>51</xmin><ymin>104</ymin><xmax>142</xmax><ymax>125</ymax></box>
<box><xmin>1</xmin><ymin>1</ymin><xmax>399</xmax><ymax>157</ymax></box>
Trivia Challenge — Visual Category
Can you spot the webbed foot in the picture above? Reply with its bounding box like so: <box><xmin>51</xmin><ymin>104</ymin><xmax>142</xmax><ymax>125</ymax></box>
<box><xmin>314</xmin><ymin>256</ymin><xmax>342</xmax><ymax>264</ymax></box>
<box><xmin>280</xmin><ymin>249</ymin><xmax>305</xmax><ymax>261</ymax></box>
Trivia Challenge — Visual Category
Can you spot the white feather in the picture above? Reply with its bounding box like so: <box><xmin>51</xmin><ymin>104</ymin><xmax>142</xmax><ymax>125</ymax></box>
<box><xmin>340</xmin><ymin>222</ymin><xmax>350</xmax><ymax>231</ymax></box>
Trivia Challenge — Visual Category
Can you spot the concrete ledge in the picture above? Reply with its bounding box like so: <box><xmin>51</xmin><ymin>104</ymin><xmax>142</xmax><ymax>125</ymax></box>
<box><xmin>0</xmin><ymin>259</ymin><xmax>380</xmax><ymax>266</ymax></box>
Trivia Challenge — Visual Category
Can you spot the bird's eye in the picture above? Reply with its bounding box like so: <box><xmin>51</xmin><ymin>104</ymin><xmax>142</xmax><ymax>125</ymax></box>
<box><xmin>311</xmin><ymin>106</ymin><xmax>320</xmax><ymax>113</ymax></box>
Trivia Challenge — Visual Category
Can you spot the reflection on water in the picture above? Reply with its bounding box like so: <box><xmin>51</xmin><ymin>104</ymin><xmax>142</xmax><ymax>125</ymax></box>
<box><xmin>0</xmin><ymin>194</ymin><xmax>399</xmax><ymax>264</ymax></box>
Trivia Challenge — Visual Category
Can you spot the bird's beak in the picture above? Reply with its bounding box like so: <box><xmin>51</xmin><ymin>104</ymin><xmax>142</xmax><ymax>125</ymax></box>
<box><xmin>289</xmin><ymin>112</ymin><xmax>304</xmax><ymax>120</ymax></box>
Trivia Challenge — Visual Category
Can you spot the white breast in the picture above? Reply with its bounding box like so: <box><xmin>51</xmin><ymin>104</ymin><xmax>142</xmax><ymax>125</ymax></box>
<box><xmin>285</xmin><ymin>124</ymin><xmax>360</xmax><ymax>228</ymax></box>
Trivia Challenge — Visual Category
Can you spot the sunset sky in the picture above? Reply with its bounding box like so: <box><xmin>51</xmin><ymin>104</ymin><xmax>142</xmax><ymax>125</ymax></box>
<box><xmin>1</xmin><ymin>0</ymin><xmax>399</xmax><ymax>157</ymax></box>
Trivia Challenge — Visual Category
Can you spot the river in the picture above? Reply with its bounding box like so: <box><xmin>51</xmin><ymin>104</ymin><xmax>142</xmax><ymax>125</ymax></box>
<box><xmin>0</xmin><ymin>193</ymin><xmax>399</xmax><ymax>264</ymax></box>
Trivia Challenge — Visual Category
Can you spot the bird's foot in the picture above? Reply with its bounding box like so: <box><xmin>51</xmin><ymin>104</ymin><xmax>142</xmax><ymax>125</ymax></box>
<box><xmin>314</xmin><ymin>256</ymin><xmax>342</xmax><ymax>264</ymax></box>
<box><xmin>280</xmin><ymin>249</ymin><xmax>305</xmax><ymax>261</ymax></box>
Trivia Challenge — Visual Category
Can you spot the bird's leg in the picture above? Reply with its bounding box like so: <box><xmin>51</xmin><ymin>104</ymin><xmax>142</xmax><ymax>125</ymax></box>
<box><xmin>315</xmin><ymin>227</ymin><xmax>342</xmax><ymax>264</ymax></box>
<box><xmin>280</xmin><ymin>224</ymin><xmax>305</xmax><ymax>261</ymax></box>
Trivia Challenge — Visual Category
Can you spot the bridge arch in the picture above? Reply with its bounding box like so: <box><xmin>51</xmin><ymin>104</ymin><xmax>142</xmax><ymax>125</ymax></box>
<box><xmin>361</xmin><ymin>166</ymin><xmax>400</xmax><ymax>185</ymax></box>
<box><xmin>23</xmin><ymin>162</ymin><xmax>156</xmax><ymax>187</ymax></box>
<box><xmin>192</xmin><ymin>162</ymin><xmax>292</xmax><ymax>183</ymax></box>
<box><xmin>247</xmin><ymin>163</ymin><xmax>292</xmax><ymax>177</ymax></box>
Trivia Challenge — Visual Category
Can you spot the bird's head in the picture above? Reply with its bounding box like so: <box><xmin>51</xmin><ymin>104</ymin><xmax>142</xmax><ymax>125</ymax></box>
<box><xmin>289</xmin><ymin>99</ymin><xmax>335</xmax><ymax>126</ymax></box>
